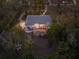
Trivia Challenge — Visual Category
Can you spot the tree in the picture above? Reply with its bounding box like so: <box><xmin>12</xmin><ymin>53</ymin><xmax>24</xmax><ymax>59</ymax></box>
<box><xmin>47</xmin><ymin>23</ymin><xmax>79</xmax><ymax>59</ymax></box>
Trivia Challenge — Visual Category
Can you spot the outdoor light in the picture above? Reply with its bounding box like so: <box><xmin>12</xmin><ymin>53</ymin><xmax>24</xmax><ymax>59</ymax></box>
<box><xmin>19</xmin><ymin>21</ymin><xmax>25</xmax><ymax>29</ymax></box>
<box><xmin>40</xmin><ymin>24</ymin><xmax>44</xmax><ymax>27</ymax></box>
<box><xmin>34</xmin><ymin>23</ymin><xmax>40</xmax><ymax>28</ymax></box>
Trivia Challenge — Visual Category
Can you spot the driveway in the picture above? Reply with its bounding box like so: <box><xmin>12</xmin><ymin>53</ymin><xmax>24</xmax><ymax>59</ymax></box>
<box><xmin>31</xmin><ymin>36</ymin><xmax>53</xmax><ymax>57</ymax></box>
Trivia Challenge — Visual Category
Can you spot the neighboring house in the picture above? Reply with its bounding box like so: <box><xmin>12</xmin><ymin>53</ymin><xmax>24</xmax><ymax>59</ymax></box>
<box><xmin>49</xmin><ymin>0</ymin><xmax>73</xmax><ymax>5</ymax></box>
<box><xmin>25</xmin><ymin>15</ymin><xmax>52</xmax><ymax>36</ymax></box>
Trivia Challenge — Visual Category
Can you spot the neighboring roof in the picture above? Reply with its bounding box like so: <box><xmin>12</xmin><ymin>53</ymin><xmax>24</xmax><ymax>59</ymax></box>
<box><xmin>51</xmin><ymin>0</ymin><xmax>73</xmax><ymax>4</ymax></box>
<box><xmin>26</xmin><ymin>15</ymin><xmax>52</xmax><ymax>26</ymax></box>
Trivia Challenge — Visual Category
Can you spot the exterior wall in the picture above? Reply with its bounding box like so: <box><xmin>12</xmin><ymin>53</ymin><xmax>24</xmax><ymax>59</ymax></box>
<box><xmin>32</xmin><ymin>23</ymin><xmax>48</xmax><ymax>36</ymax></box>
<box><xmin>25</xmin><ymin>23</ymin><xmax>48</xmax><ymax>36</ymax></box>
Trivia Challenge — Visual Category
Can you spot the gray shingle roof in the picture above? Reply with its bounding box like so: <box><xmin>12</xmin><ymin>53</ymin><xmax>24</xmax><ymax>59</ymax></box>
<box><xmin>26</xmin><ymin>15</ymin><xmax>52</xmax><ymax>26</ymax></box>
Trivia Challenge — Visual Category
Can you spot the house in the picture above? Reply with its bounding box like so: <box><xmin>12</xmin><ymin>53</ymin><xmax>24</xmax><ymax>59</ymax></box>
<box><xmin>25</xmin><ymin>15</ymin><xmax>52</xmax><ymax>36</ymax></box>
<box><xmin>48</xmin><ymin>0</ymin><xmax>73</xmax><ymax>5</ymax></box>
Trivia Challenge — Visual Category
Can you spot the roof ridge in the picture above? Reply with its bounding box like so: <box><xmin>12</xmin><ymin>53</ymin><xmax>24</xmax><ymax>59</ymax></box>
<box><xmin>27</xmin><ymin>15</ymin><xmax>50</xmax><ymax>16</ymax></box>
